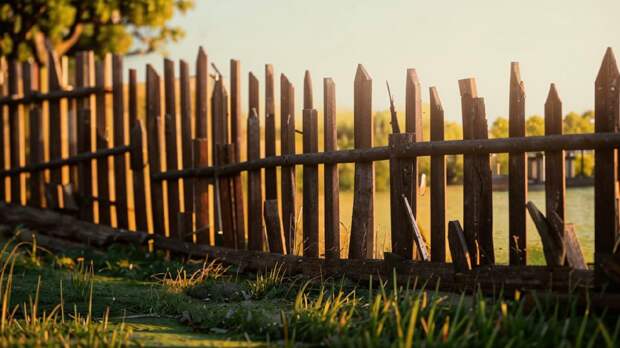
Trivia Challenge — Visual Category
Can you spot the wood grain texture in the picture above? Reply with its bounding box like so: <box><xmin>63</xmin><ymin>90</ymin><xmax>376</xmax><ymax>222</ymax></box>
<box><xmin>323</xmin><ymin>77</ymin><xmax>340</xmax><ymax>259</ymax></box>
<box><xmin>280</xmin><ymin>74</ymin><xmax>296</xmax><ymax>254</ymax></box>
<box><xmin>146</xmin><ymin>65</ymin><xmax>165</xmax><ymax>236</ymax></box>
<box><xmin>389</xmin><ymin>133</ymin><xmax>415</xmax><ymax>258</ymax></box>
<box><xmin>264</xmin><ymin>65</ymin><xmax>277</xmax><ymax>200</ymax></box>
<box><xmin>95</xmin><ymin>57</ymin><xmax>111</xmax><ymax>225</ymax></box>
<box><xmin>264</xmin><ymin>199</ymin><xmax>286</xmax><ymax>254</ymax></box>
<box><xmin>302</xmin><ymin>107</ymin><xmax>319</xmax><ymax>257</ymax></box>
<box><xmin>350</xmin><ymin>64</ymin><xmax>374</xmax><ymax>259</ymax></box>
<box><xmin>429</xmin><ymin>87</ymin><xmax>446</xmax><ymax>262</ymax></box>
<box><xmin>594</xmin><ymin>47</ymin><xmax>618</xmax><ymax>279</ymax></box>
<box><xmin>112</xmin><ymin>55</ymin><xmax>129</xmax><ymax>229</ymax></box>
<box><xmin>193</xmin><ymin>138</ymin><xmax>211</xmax><ymax>245</ymax></box>
<box><xmin>247</xmin><ymin>73</ymin><xmax>262</xmax><ymax>251</ymax></box>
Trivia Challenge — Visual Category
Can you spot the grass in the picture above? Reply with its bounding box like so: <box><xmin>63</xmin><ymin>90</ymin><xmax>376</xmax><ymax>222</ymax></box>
<box><xmin>0</xmin><ymin>232</ymin><xmax>617</xmax><ymax>347</ymax></box>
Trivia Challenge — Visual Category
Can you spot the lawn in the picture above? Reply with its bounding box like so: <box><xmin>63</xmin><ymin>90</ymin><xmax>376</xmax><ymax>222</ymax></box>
<box><xmin>0</xmin><ymin>234</ymin><xmax>616</xmax><ymax>347</ymax></box>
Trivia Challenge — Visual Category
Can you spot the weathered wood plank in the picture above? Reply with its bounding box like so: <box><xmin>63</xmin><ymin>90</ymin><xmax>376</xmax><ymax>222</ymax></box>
<box><xmin>146</xmin><ymin>65</ymin><xmax>166</xmax><ymax>236</ymax></box>
<box><xmin>211</xmin><ymin>78</ymin><xmax>228</xmax><ymax>235</ymax></box>
<box><xmin>8</xmin><ymin>61</ymin><xmax>24</xmax><ymax>205</ymax></box>
<box><xmin>264</xmin><ymin>65</ymin><xmax>278</xmax><ymax>200</ymax></box>
<box><xmin>130</xmin><ymin>117</ymin><xmax>148</xmax><ymax>233</ymax></box>
<box><xmin>264</xmin><ymin>199</ymin><xmax>287</xmax><ymax>254</ymax></box>
<box><xmin>448</xmin><ymin>220</ymin><xmax>472</xmax><ymax>272</ymax></box>
<box><xmin>112</xmin><ymin>55</ymin><xmax>128</xmax><ymax>229</ymax></box>
<box><xmin>563</xmin><ymin>222</ymin><xmax>587</xmax><ymax>270</ymax></box>
<box><xmin>95</xmin><ymin>56</ymin><xmax>111</xmax><ymax>225</ymax></box>
<box><xmin>247</xmin><ymin>73</ymin><xmax>262</xmax><ymax>251</ymax></box>
<box><xmin>195</xmin><ymin>47</ymin><xmax>208</xmax><ymax>139</ymax></box>
<box><xmin>458</xmin><ymin>78</ymin><xmax>478</xmax><ymax>266</ymax></box>
<box><xmin>594</xmin><ymin>47</ymin><xmax>619</xmax><ymax>280</ymax></box>
<box><xmin>302</xmin><ymin>84</ymin><xmax>319</xmax><ymax>256</ymax></box>
<box><xmin>429</xmin><ymin>87</ymin><xmax>446</xmax><ymax>262</ymax></box>
<box><xmin>323</xmin><ymin>77</ymin><xmax>340</xmax><ymax>259</ymax></box>
<box><xmin>509</xmin><ymin>62</ymin><xmax>527</xmax><ymax>265</ymax></box>
<box><xmin>349</xmin><ymin>64</ymin><xmax>374</xmax><ymax>259</ymax></box>
<box><xmin>231</xmin><ymin>59</ymin><xmax>242</xmax><ymax>162</ymax></box>
<box><xmin>217</xmin><ymin>144</ymin><xmax>236</xmax><ymax>248</ymax></box>
<box><xmin>231</xmin><ymin>71</ymin><xmax>246</xmax><ymax>248</ymax></box>
<box><xmin>193</xmin><ymin>138</ymin><xmax>211</xmax><ymax>245</ymax></box>
<box><xmin>47</xmin><ymin>45</ymin><xmax>64</xmax><ymax>206</ymax></box>
<box><xmin>389</xmin><ymin>133</ymin><xmax>415</xmax><ymax>258</ymax></box>
<box><xmin>179</xmin><ymin>60</ymin><xmax>194</xmax><ymax>239</ymax></box>
<box><xmin>0</xmin><ymin>60</ymin><xmax>5</xmax><ymax>201</ymax></box>
<box><xmin>527</xmin><ymin>201</ymin><xmax>565</xmax><ymax>267</ymax></box>
<box><xmin>405</xmin><ymin>69</ymin><xmax>422</xmax><ymax>218</ymax></box>
<box><xmin>22</xmin><ymin>62</ymin><xmax>42</xmax><ymax>207</ymax></box>
<box><xmin>473</xmin><ymin>97</ymin><xmax>494</xmax><ymax>265</ymax></box>
<box><xmin>544</xmin><ymin>83</ymin><xmax>565</xmax><ymax>261</ymax></box>
<box><xmin>402</xmin><ymin>194</ymin><xmax>429</xmax><ymax>261</ymax></box>
<box><xmin>74</xmin><ymin>53</ymin><xmax>92</xmax><ymax>220</ymax></box>
<box><xmin>280</xmin><ymin>74</ymin><xmax>296</xmax><ymax>254</ymax></box>
<box><xmin>164</xmin><ymin>58</ymin><xmax>181</xmax><ymax>239</ymax></box>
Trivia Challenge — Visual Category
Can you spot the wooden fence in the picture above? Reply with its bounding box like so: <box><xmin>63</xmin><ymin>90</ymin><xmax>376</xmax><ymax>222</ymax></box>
<box><xmin>1</xmin><ymin>45</ymin><xmax>620</xmax><ymax>292</ymax></box>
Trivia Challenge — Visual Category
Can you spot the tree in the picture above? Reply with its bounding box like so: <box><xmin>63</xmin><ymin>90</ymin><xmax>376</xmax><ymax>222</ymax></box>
<box><xmin>490</xmin><ymin>116</ymin><xmax>508</xmax><ymax>139</ymax></box>
<box><xmin>526</xmin><ymin>115</ymin><xmax>545</xmax><ymax>136</ymax></box>
<box><xmin>0</xmin><ymin>0</ymin><xmax>195</xmax><ymax>64</ymax></box>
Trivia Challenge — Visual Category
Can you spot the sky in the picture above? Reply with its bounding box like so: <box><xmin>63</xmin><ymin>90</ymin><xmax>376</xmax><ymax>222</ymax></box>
<box><xmin>125</xmin><ymin>0</ymin><xmax>620</xmax><ymax>123</ymax></box>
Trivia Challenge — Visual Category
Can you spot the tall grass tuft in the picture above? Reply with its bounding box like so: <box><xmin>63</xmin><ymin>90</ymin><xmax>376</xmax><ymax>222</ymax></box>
<box><xmin>153</xmin><ymin>258</ymin><xmax>228</xmax><ymax>290</ymax></box>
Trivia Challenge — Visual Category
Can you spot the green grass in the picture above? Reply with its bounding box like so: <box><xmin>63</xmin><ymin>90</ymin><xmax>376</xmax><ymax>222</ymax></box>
<box><xmin>0</xmin><ymin>234</ymin><xmax>616</xmax><ymax>347</ymax></box>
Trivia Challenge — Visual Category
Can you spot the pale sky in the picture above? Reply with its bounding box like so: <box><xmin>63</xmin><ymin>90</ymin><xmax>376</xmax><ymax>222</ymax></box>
<box><xmin>125</xmin><ymin>0</ymin><xmax>620</xmax><ymax>122</ymax></box>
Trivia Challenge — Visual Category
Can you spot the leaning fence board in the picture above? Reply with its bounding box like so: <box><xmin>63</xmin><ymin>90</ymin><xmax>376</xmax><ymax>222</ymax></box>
<box><xmin>180</xmin><ymin>60</ymin><xmax>194</xmax><ymax>239</ymax></box>
<box><xmin>389</xmin><ymin>133</ymin><xmax>415</xmax><ymax>259</ymax></box>
<box><xmin>194</xmin><ymin>138</ymin><xmax>211</xmax><ymax>245</ymax></box>
<box><xmin>508</xmin><ymin>62</ymin><xmax>527</xmax><ymax>265</ymax></box>
<box><xmin>264</xmin><ymin>199</ymin><xmax>287</xmax><ymax>254</ymax></box>
<box><xmin>402</xmin><ymin>194</ymin><xmax>429</xmax><ymax>261</ymax></box>
<box><xmin>323</xmin><ymin>77</ymin><xmax>340</xmax><ymax>259</ymax></box>
<box><xmin>75</xmin><ymin>52</ymin><xmax>93</xmax><ymax>221</ymax></box>
<box><xmin>527</xmin><ymin>201</ymin><xmax>565</xmax><ymax>267</ymax></box>
<box><xmin>164</xmin><ymin>58</ymin><xmax>182</xmax><ymax>239</ymax></box>
<box><xmin>95</xmin><ymin>57</ymin><xmax>111</xmax><ymax>225</ymax></box>
<box><xmin>350</xmin><ymin>64</ymin><xmax>374</xmax><ymax>259</ymax></box>
<box><xmin>146</xmin><ymin>65</ymin><xmax>166</xmax><ymax>236</ymax></box>
<box><xmin>112</xmin><ymin>55</ymin><xmax>129</xmax><ymax>229</ymax></box>
<box><xmin>248</xmin><ymin>74</ymin><xmax>263</xmax><ymax>251</ymax></box>
<box><xmin>448</xmin><ymin>220</ymin><xmax>472</xmax><ymax>273</ymax></box>
<box><xmin>129</xmin><ymin>69</ymin><xmax>148</xmax><ymax>232</ymax></box>
<box><xmin>265</xmin><ymin>65</ymin><xmax>278</xmax><ymax>200</ymax></box>
<box><xmin>280</xmin><ymin>74</ymin><xmax>296</xmax><ymax>254</ymax></box>
<box><xmin>429</xmin><ymin>87</ymin><xmax>446</xmax><ymax>262</ymax></box>
<box><xmin>594</xmin><ymin>47</ymin><xmax>618</xmax><ymax>279</ymax></box>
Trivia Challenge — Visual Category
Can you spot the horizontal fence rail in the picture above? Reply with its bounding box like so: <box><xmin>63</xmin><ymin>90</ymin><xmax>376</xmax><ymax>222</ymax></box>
<box><xmin>1</xmin><ymin>44</ymin><xmax>620</xmax><ymax>293</ymax></box>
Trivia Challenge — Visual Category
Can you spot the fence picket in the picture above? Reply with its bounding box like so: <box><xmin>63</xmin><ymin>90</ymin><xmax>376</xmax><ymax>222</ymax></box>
<box><xmin>349</xmin><ymin>64</ymin><xmax>374</xmax><ymax>259</ymax></box>
<box><xmin>280</xmin><ymin>74</ymin><xmax>296</xmax><ymax>254</ymax></box>
<box><xmin>95</xmin><ymin>56</ymin><xmax>111</xmax><ymax>224</ymax></box>
<box><xmin>544</xmin><ymin>83</ymin><xmax>565</xmax><ymax>246</ymax></box>
<box><xmin>323</xmin><ymin>78</ymin><xmax>340</xmax><ymax>259</ymax></box>
<box><xmin>508</xmin><ymin>62</ymin><xmax>527</xmax><ymax>265</ymax></box>
<box><xmin>302</xmin><ymin>71</ymin><xmax>319</xmax><ymax>257</ymax></box>
<box><xmin>265</xmin><ymin>65</ymin><xmax>277</xmax><ymax>200</ymax></box>
<box><xmin>75</xmin><ymin>53</ymin><xmax>93</xmax><ymax>220</ymax></box>
<box><xmin>180</xmin><ymin>60</ymin><xmax>194</xmax><ymax>240</ymax></box>
<box><xmin>25</xmin><ymin>61</ymin><xmax>43</xmax><ymax>208</ymax></box>
<box><xmin>430</xmin><ymin>87</ymin><xmax>446</xmax><ymax>262</ymax></box>
<box><xmin>193</xmin><ymin>138</ymin><xmax>211</xmax><ymax>244</ymax></box>
<box><xmin>146</xmin><ymin>65</ymin><xmax>166</xmax><ymax>236</ymax></box>
<box><xmin>129</xmin><ymin>69</ymin><xmax>148</xmax><ymax>232</ymax></box>
<box><xmin>112</xmin><ymin>55</ymin><xmax>129</xmax><ymax>229</ymax></box>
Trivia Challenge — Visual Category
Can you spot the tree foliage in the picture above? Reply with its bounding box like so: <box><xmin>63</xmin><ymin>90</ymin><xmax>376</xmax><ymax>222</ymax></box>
<box><xmin>0</xmin><ymin>0</ymin><xmax>195</xmax><ymax>63</ymax></box>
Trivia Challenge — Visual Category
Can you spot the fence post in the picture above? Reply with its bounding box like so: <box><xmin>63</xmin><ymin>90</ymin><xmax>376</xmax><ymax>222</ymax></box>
<box><xmin>180</xmin><ymin>60</ymin><xmax>194</xmax><ymax>240</ymax></box>
<box><xmin>265</xmin><ymin>65</ymin><xmax>278</xmax><ymax>200</ymax></box>
<box><xmin>95</xmin><ymin>55</ymin><xmax>111</xmax><ymax>224</ymax></box>
<box><xmin>0</xmin><ymin>59</ymin><xmax>5</xmax><ymax>202</ymax></box>
<box><xmin>163</xmin><ymin>59</ymin><xmax>182</xmax><ymax>239</ymax></box>
<box><xmin>146</xmin><ymin>65</ymin><xmax>166</xmax><ymax>236</ymax></box>
<box><xmin>389</xmin><ymin>132</ymin><xmax>415</xmax><ymax>259</ymax></box>
<box><xmin>112</xmin><ymin>55</ymin><xmax>129</xmax><ymax>229</ymax></box>
<box><xmin>193</xmin><ymin>138</ymin><xmax>211</xmax><ymax>244</ymax></box>
<box><xmin>248</xmin><ymin>73</ymin><xmax>263</xmax><ymax>251</ymax></box>
<box><xmin>349</xmin><ymin>64</ymin><xmax>374</xmax><ymax>259</ymax></box>
<box><xmin>594</xmin><ymin>47</ymin><xmax>619</xmax><ymax>281</ymax></box>
<box><xmin>280</xmin><ymin>74</ymin><xmax>296</xmax><ymax>254</ymax></box>
<box><xmin>324</xmin><ymin>77</ymin><xmax>340</xmax><ymax>259</ymax></box>
<box><xmin>405</xmin><ymin>69</ymin><xmax>422</xmax><ymax>225</ymax></box>
<box><xmin>303</xmin><ymin>71</ymin><xmax>319</xmax><ymax>257</ymax></box>
<box><xmin>264</xmin><ymin>200</ymin><xmax>287</xmax><ymax>254</ymax></box>
<box><xmin>430</xmin><ymin>87</ymin><xmax>446</xmax><ymax>262</ymax></box>
<box><xmin>217</xmin><ymin>144</ymin><xmax>236</xmax><ymax>248</ymax></box>
<box><xmin>230</xmin><ymin>63</ymin><xmax>245</xmax><ymax>247</ymax></box>
<box><xmin>509</xmin><ymin>62</ymin><xmax>527</xmax><ymax>265</ymax></box>
<box><xmin>128</xmin><ymin>69</ymin><xmax>148</xmax><ymax>232</ymax></box>
<box><xmin>23</xmin><ymin>61</ymin><xmax>41</xmax><ymax>207</ymax></box>
<box><xmin>212</xmin><ymin>78</ymin><xmax>228</xmax><ymax>235</ymax></box>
